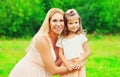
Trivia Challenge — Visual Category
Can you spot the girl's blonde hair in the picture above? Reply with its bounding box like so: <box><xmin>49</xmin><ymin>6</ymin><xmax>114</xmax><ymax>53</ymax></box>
<box><xmin>62</xmin><ymin>9</ymin><xmax>84</xmax><ymax>37</ymax></box>
<box><xmin>26</xmin><ymin>8</ymin><xmax>64</xmax><ymax>52</ymax></box>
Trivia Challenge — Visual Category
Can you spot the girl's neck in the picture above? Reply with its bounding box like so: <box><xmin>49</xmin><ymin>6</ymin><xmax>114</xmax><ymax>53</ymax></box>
<box><xmin>66</xmin><ymin>32</ymin><xmax>76</xmax><ymax>39</ymax></box>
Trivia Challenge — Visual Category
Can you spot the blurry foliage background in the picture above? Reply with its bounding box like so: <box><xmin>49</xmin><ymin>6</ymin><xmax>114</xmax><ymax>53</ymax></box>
<box><xmin>0</xmin><ymin>0</ymin><xmax>120</xmax><ymax>38</ymax></box>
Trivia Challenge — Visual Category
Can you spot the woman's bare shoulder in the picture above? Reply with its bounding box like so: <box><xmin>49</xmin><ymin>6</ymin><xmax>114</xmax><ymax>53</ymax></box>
<box><xmin>35</xmin><ymin>35</ymin><xmax>49</xmax><ymax>49</ymax></box>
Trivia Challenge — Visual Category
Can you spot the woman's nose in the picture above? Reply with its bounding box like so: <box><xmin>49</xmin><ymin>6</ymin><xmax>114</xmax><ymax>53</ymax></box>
<box><xmin>57</xmin><ymin>22</ymin><xmax>61</xmax><ymax>26</ymax></box>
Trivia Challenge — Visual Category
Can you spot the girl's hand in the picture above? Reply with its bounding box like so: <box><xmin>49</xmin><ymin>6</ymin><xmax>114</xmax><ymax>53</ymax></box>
<box><xmin>71</xmin><ymin>57</ymin><xmax>81</xmax><ymax>64</ymax></box>
<box><xmin>74</xmin><ymin>58</ymin><xmax>81</xmax><ymax>64</ymax></box>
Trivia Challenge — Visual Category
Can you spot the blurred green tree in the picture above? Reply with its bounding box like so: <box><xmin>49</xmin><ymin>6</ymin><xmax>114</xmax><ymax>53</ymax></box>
<box><xmin>0</xmin><ymin>0</ymin><xmax>120</xmax><ymax>38</ymax></box>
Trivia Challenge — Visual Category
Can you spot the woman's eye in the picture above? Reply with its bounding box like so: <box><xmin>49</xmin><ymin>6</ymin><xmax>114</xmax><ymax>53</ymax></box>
<box><xmin>60</xmin><ymin>20</ymin><xmax>64</xmax><ymax>22</ymax></box>
<box><xmin>52</xmin><ymin>19</ymin><xmax>57</xmax><ymax>22</ymax></box>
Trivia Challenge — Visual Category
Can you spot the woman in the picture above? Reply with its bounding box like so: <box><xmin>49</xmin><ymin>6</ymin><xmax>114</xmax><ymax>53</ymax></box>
<box><xmin>9</xmin><ymin>8</ymin><xmax>72</xmax><ymax>77</ymax></box>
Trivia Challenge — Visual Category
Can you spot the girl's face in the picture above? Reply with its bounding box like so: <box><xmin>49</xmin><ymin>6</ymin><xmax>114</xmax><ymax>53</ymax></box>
<box><xmin>67</xmin><ymin>18</ymin><xmax>80</xmax><ymax>34</ymax></box>
<box><xmin>50</xmin><ymin>13</ymin><xmax>64</xmax><ymax>34</ymax></box>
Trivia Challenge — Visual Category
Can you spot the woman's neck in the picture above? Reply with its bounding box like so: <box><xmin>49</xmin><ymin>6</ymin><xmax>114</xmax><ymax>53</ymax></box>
<box><xmin>48</xmin><ymin>31</ymin><xmax>58</xmax><ymax>44</ymax></box>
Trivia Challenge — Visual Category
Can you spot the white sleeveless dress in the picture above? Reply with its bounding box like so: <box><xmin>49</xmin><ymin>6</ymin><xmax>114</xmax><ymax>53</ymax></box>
<box><xmin>9</xmin><ymin>36</ymin><xmax>56</xmax><ymax>77</ymax></box>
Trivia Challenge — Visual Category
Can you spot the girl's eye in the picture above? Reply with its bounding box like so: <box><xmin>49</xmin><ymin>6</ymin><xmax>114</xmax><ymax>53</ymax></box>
<box><xmin>69</xmin><ymin>23</ymin><xmax>73</xmax><ymax>24</ymax></box>
<box><xmin>75</xmin><ymin>22</ymin><xmax>78</xmax><ymax>24</ymax></box>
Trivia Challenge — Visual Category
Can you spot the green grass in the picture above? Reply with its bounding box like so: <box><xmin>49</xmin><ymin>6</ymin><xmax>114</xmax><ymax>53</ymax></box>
<box><xmin>0</xmin><ymin>35</ymin><xmax>120</xmax><ymax>77</ymax></box>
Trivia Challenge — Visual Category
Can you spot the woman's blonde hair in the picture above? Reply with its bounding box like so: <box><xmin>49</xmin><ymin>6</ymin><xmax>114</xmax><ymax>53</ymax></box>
<box><xmin>26</xmin><ymin>8</ymin><xmax>64</xmax><ymax>52</ymax></box>
<box><xmin>62</xmin><ymin>9</ymin><xmax>84</xmax><ymax>37</ymax></box>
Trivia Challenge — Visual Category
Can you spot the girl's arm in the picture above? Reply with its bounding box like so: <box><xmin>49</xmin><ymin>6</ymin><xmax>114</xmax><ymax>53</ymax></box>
<box><xmin>59</xmin><ymin>48</ymin><xmax>76</xmax><ymax>71</ymax></box>
<box><xmin>77</xmin><ymin>42</ymin><xmax>91</xmax><ymax>64</ymax></box>
<box><xmin>35</xmin><ymin>36</ymin><xmax>69</xmax><ymax>75</ymax></box>
<box><xmin>81</xmin><ymin>42</ymin><xmax>91</xmax><ymax>61</ymax></box>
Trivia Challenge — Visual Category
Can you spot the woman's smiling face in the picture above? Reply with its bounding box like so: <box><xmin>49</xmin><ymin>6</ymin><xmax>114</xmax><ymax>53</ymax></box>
<box><xmin>49</xmin><ymin>13</ymin><xmax>64</xmax><ymax>34</ymax></box>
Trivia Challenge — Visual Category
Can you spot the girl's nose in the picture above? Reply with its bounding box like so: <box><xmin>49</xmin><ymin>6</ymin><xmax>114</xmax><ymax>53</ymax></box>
<box><xmin>72</xmin><ymin>24</ymin><xmax>76</xmax><ymax>27</ymax></box>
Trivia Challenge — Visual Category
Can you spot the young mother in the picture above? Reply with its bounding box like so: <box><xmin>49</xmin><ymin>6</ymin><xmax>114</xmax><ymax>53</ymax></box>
<box><xmin>9</xmin><ymin>8</ymin><xmax>74</xmax><ymax>77</ymax></box>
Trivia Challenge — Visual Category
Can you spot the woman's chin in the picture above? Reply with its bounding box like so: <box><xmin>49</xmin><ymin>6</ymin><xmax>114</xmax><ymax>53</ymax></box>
<box><xmin>55</xmin><ymin>30</ymin><xmax>63</xmax><ymax>34</ymax></box>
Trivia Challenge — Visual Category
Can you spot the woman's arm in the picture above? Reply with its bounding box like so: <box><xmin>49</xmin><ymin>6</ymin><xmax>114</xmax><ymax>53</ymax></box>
<box><xmin>35</xmin><ymin>36</ymin><xmax>69</xmax><ymax>75</ymax></box>
<box><xmin>55</xmin><ymin>58</ymin><xmax>62</xmax><ymax>66</ymax></box>
<box><xmin>59</xmin><ymin>48</ymin><xmax>76</xmax><ymax>71</ymax></box>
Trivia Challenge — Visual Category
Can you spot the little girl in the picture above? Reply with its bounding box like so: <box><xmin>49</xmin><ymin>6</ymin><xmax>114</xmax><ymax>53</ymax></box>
<box><xmin>56</xmin><ymin>9</ymin><xmax>91</xmax><ymax>77</ymax></box>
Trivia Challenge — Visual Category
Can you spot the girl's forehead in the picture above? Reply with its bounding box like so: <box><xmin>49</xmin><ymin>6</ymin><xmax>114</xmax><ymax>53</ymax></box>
<box><xmin>67</xmin><ymin>17</ymin><xmax>79</xmax><ymax>21</ymax></box>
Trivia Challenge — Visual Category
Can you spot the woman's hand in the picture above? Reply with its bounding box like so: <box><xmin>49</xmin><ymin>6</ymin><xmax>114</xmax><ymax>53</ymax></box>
<box><xmin>66</xmin><ymin>59</ymin><xmax>81</xmax><ymax>70</ymax></box>
<box><xmin>69</xmin><ymin>57</ymin><xmax>86</xmax><ymax>70</ymax></box>
<box><xmin>65</xmin><ymin>60</ymin><xmax>76</xmax><ymax>71</ymax></box>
